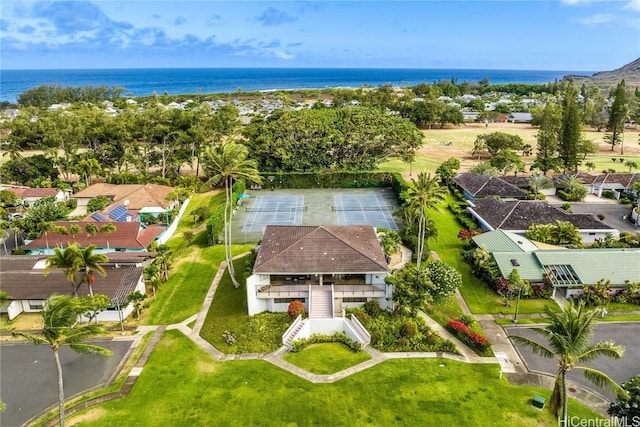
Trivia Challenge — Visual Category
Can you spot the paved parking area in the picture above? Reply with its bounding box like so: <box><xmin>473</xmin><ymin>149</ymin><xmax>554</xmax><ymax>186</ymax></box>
<box><xmin>566</xmin><ymin>203</ymin><xmax>638</xmax><ymax>233</ymax></box>
<box><xmin>547</xmin><ymin>196</ymin><xmax>638</xmax><ymax>234</ymax></box>
<box><xmin>505</xmin><ymin>323</ymin><xmax>640</xmax><ymax>400</ymax></box>
<box><xmin>0</xmin><ymin>339</ymin><xmax>133</xmax><ymax>427</ymax></box>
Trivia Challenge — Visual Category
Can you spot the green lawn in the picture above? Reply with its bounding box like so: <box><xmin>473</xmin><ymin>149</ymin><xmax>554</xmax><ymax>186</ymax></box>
<box><xmin>283</xmin><ymin>343</ymin><xmax>372</xmax><ymax>374</ymax></box>
<box><xmin>428</xmin><ymin>196</ymin><xmax>556</xmax><ymax>315</ymax></box>
<box><xmin>142</xmin><ymin>191</ymin><xmax>254</xmax><ymax>325</ymax></box>
<box><xmin>199</xmin><ymin>257</ymin><xmax>292</xmax><ymax>353</ymax></box>
<box><xmin>70</xmin><ymin>330</ymin><xmax>603</xmax><ymax>427</ymax></box>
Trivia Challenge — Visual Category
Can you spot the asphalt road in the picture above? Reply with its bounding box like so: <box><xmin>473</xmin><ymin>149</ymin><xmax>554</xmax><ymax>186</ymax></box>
<box><xmin>0</xmin><ymin>339</ymin><xmax>133</xmax><ymax>427</ymax></box>
<box><xmin>506</xmin><ymin>323</ymin><xmax>640</xmax><ymax>401</ymax></box>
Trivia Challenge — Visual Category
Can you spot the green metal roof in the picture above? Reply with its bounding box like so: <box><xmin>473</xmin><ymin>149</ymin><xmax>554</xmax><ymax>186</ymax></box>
<box><xmin>534</xmin><ymin>249</ymin><xmax>640</xmax><ymax>287</ymax></box>
<box><xmin>472</xmin><ymin>230</ymin><xmax>539</xmax><ymax>253</ymax></box>
<box><xmin>492</xmin><ymin>252</ymin><xmax>545</xmax><ymax>282</ymax></box>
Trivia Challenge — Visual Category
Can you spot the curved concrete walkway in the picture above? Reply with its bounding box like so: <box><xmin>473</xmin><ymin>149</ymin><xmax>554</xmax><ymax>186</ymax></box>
<box><xmin>49</xmin><ymin>250</ymin><xmax>612</xmax><ymax>424</ymax></box>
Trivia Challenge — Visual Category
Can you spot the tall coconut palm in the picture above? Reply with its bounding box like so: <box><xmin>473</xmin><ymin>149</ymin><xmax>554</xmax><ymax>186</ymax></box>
<box><xmin>202</xmin><ymin>140</ymin><xmax>262</xmax><ymax>287</ymax></box>
<box><xmin>76</xmin><ymin>245</ymin><xmax>108</xmax><ymax>297</ymax></box>
<box><xmin>402</xmin><ymin>172</ymin><xmax>447</xmax><ymax>269</ymax></box>
<box><xmin>45</xmin><ymin>245</ymin><xmax>82</xmax><ymax>296</ymax></box>
<box><xmin>510</xmin><ymin>300</ymin><xmax>626</xmax><ymax>427</ymax></box>
<box><xmin>12</xmin><ymin>295</ymin><xmax>112</xmax><ymax>427</ymax></box>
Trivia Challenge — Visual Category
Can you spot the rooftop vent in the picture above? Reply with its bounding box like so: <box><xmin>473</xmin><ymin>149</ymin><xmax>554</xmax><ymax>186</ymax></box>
<box><xmin>511</xmin><ymin>259</ymin><xmax>520</xmax><ymax>266</ymax></box>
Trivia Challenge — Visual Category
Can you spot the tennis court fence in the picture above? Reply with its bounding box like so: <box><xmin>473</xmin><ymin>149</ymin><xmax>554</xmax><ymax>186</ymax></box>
<box><xmin>245</xmin><ymin>206</ymin><xmax>308</xmax><ymax>212</ymax></box>
<box><xmin>331</xmin><ymin>205</ymin><xmax>396</xmax><ymax>211</ymax></box>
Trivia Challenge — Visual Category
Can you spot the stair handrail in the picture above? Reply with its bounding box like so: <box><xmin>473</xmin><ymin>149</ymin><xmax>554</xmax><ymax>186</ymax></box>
<box><xmin>330</xmin><ymin>283</ymin><xmax>335</xmax><ymax>318</ymax></box>
<box><xmin>282</xmin><ymin>314</ymin><xmax>303</xmax><ymax>347</ymax></box>
<box><xmin>350</xmin><ymin>314</ymin><xmax>371</xmax><ymax>344</ymax></box>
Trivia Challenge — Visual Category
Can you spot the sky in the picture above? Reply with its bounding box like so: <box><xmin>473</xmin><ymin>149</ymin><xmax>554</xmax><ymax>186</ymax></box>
<box><xmin>1</xmin><ymin>0</ymin><xmax>639</xmax><ymax>71</ymax></box>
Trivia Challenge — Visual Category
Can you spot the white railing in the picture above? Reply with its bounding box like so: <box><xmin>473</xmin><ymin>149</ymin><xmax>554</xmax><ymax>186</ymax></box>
<box><xmin>282</xmin><ymin>314</ymin><xmax>303</xmax><ymax>347</ymax></box>
<box><xmin>330</xmin><ymin>283</ymin><xmax>335</xmax><ymax>318</ymax></box>
<box><xmin>350</xmin><ymin>314</ymin><xmax>371</xmax><ymax>345</ymax></box>
<box><xmin>157</xmin><ymin>197</ymin><xmax>191</xmax><ymax>245</ymax></box>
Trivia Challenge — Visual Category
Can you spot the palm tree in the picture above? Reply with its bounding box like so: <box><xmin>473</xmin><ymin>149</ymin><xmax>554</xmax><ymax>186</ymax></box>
<box><xmin>202</xmin><ymin>140</ymin><xmax>262</xmax><ymax>287</ymax></box>
<box><xmin>528</xmin><ymin>174</ymin><xmax>554</xmax><ymax>195</ymax></box>
<box><xmin>402</xmin><ymin>172</ymin><xmax>447</xmax><ymax>269</ymax></box>
<box><xmin>99</xmin><ymin>223</ymin><xmax>116</xmax><ymax>251</ymax></box>
<box><xmin>153</xmin><ymin>244</ymin><xmax>172</xmax><ymax>282</ymax></box>
<box><xmin>12</xmin><ymin>295</ymin><xmax>112</xmax><ymax>427</ymax></box>
<box><xmin>45</xmin><ymin>245</ymin><xmax>81</xmax><ymax>296</ymax></box>
<box><xmin>76</xmin><ymin>245</ymin><xmax>108</xmax><ymax>297</ymax></box>
<box><xmin>510</xmin><ymin>300</ymin><xmax>626</xmax><ymax>427</ymax></box>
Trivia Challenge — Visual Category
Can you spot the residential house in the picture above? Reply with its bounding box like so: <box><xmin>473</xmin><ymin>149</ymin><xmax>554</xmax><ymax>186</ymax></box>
<box><xmin>471</xmin><ymin>229</ymin><xmax>640</xmax><ymax>299</ymax></box>
<box><xmin>0</xmin><ymin>185</ymin><xmax>68</xmax><ymax>205</ymax></box>
<box><xmin>508</xmin><ymin>112</ymin><xmax>533</xmax><ymax>123</ymax></box>
<box><xmin>24</xmin><ymin>221</ymin><xmax>164</xmax><ymax>255</ymax></box>
<box><xmin>0</xmin><ymin>252</ymin><xmax>150</xmax><ymax>321</ymax></box>
<box><xmin>467</xmin><ymin>198</ymin><xmax>617</xmax><ymax>243</ymax></box>
<box><xmin>246</xmin><ymin>225</ymin><xmax>391</xmax><ymax>347</ymax></box>
<box><xmin>71</xmin><ymin>183</ymin><xmax>177</xmax><ymax>210</ymax></box>
<box><xmin>454</xmin><ymin>173</ymin><xmax>529</xmax><ymax>200</ymax></box>
<box><xmin>562</xmin><ymin>173</ymin><xmax>640</xmax><ymax>198</ymax></box>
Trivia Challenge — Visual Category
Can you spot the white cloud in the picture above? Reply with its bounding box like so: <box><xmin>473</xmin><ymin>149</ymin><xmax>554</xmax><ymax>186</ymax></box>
<box><xmin>624</xmin><ymin>0</ymin><xmax>640</xmax><ymax>11</ymax></box>
<box><xmin>579</xmin><ymin>13</ymin><xmax>614</xmax><ymax>25</ymax></box>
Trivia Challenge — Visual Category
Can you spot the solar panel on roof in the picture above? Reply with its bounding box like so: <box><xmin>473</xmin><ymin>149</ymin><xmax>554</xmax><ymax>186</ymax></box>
<box><xmin>108</xmin><ymin>205</ymin><xmax>128</xmax><ymax>221</ymax></box>
<box><xmin>91</xmin><ymin>212</ymin><xmax>107</xmax><ymax>222</ymax></box>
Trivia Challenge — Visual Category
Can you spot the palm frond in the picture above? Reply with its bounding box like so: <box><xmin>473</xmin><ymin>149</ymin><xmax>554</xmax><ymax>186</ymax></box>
<box><xmin>578</xmin><ymin>366</ymin><xmax>628</xmax><ymax>397</ymax></box>
<box><xmin>577</xmin><ymin>342</ymin><xmax>625</xmax><ymax>363</ymax></box>
<box><xmin>548</xmin><ymin>371</ymin><xmax>564</xmax><ymax>418</ymax></box>
<box><xmin>12</xmin><ymin>331</ymin><xmax>47</xmax><ymax>345</ymax></box>
<box><xmin>509</xmin><ymin>335</ymin><xmax>555</xmax><ymax>359</ymax></box>
<box><xmin>69</xmin><ymin>343</ymin><xmax>113</xmax><ymax>356</ymax></box>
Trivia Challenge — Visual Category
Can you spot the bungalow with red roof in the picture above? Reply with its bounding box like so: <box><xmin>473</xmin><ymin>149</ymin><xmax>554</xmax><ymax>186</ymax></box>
<box><xmin>0</xmin><ymin>185</ymin><xmax>67</xmax><ymax>205</ymax></box>
<box><xmin>23</xmin><ymin>221</ymin><xmax>164</xmax><ymax>255</ymax></box>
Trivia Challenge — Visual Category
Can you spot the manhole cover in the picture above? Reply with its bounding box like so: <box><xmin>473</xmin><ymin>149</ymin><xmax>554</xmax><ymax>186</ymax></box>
<box><xmin>568</xmin><ymin>387</ymin><xmax>576</xmax><ymax>393</ymax></box>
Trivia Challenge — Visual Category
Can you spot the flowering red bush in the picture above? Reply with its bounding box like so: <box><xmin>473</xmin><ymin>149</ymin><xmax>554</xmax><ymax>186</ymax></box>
<box><xmin>447</xmin><ymin>320</ymin><xmax>469</xmax><ymax>334</ymax></box>
<box><xmin>287</xmin><ymin>300</ymin><xmax>306</xmax><ymax>318</ymax></box>
<box><xmin>467</xmin><ymin>332</ymin><xmax>489</xmax><ymax>351</ymax></box>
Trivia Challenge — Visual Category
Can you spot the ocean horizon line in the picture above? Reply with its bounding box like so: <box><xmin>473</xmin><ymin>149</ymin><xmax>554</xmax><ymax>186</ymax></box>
<box><xmin>1</xmin><ymin>66</ymin><xmax>597</xmax><ymax>74</ymax></box>
<box><xmin>0</xmin><ymin>67</ymin><xmax>593</xmax><ymax>103</ymax></box>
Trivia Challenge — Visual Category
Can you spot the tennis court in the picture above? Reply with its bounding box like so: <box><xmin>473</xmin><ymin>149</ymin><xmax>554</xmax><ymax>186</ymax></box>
<box><xmin>234</xmin><ymin>188</ymin><xmax>401</xmax><ymax>242</ymax></box>
<box><xmin>333</xmin><ymin>194</ymin><xmax>398</xmax><ymax>230</ymax></box>
<box><xmin>241</xmin><ymin>195</ymin><xmax>305</xmax><ymax>232</ymax></box>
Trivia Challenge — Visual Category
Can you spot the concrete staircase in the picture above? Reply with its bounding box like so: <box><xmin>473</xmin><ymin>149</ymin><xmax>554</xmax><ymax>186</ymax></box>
<box><xmin>283</xmin><ymin>319</ymin><xmax>306</xmax><ymax>349</ymax></box>
<box><xmin>310</xmin><ymin>287</ymin><xmax>333</xmax><ymax>319</ymax></box>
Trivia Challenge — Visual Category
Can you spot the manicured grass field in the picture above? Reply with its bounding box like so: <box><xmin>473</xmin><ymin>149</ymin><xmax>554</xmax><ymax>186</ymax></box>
<box><xmin>70</xmin><ymin>330</ymin><xmax>603</xmax><ymax>427</ymax></box>
<box><xmin>199</xmin><ymin>257</ymin><xmax>292</xmax><ymax>353</ymax></box>
<box><xmin>283</xmin><ymin>343</ymin><xmax>372</xmax><ymax>375</ymax></box>
<box><xmin>428</xmin><ymin>195</ymin><xmax>557</xmax><ymax>315</ymax></box>
<box><xmin>141</xmin><ymin>191</ymin><xmax>253</xmax><ymax>325</ymax></box>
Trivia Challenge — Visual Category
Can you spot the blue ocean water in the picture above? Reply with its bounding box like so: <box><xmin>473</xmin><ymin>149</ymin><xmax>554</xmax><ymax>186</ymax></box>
<box><xmin>0</xmin><ymin>67</ymin><xmax>593</xmax><ymax>103</ymax></box>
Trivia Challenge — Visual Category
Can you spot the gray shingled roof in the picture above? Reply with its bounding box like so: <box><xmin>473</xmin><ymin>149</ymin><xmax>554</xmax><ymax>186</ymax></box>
<box><xmin>1</xmin><ymin>266</ymin><xmax>143</xmax><ymax>304</ymax></box>
<box><xmin>469</xmin><ymin>199</ymin><xmax>613</xmax><ymax>231</ymax></box>
<box><xmin>253</xmin><ymin>225</ymin><xmax>388</xmax><ymax>274</ymax></box>
<box><xmin>454</xmin><ymin>173</ymin><xmax>528</xmax><ymax>198</ymax></box>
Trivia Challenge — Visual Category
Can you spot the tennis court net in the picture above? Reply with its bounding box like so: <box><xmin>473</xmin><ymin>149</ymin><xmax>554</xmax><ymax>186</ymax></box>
<box><xmin>245</xmin><ymin>206</ymin><xmax>307</xmax><ymax>212</ymax></box>
<box><xmin>331</xmin><ymin>205</ymin><xmax>395</xmax><ymax>211</ymax></box>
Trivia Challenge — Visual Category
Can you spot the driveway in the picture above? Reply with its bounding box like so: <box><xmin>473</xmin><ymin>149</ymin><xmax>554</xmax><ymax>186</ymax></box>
<box><xmin>0</xmin><ymin>339</ymin><xmax>133</xmax><ymax>427</ymax></box>
<box><xmin>548</xmin><ymin>198</ymin><xmax>638</xmax><ymax>234</ymax></box>
<box><xmin>505</xmin><ymin>323</ymin><xmax>640</xmax><ymax>401</ymax></box>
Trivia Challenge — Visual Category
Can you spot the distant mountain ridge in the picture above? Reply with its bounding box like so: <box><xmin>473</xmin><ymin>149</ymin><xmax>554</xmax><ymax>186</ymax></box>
<box><xmin>563</xmin><ymin>58</ymin><xmax>640</xmax><ymax>86</ymax></box>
